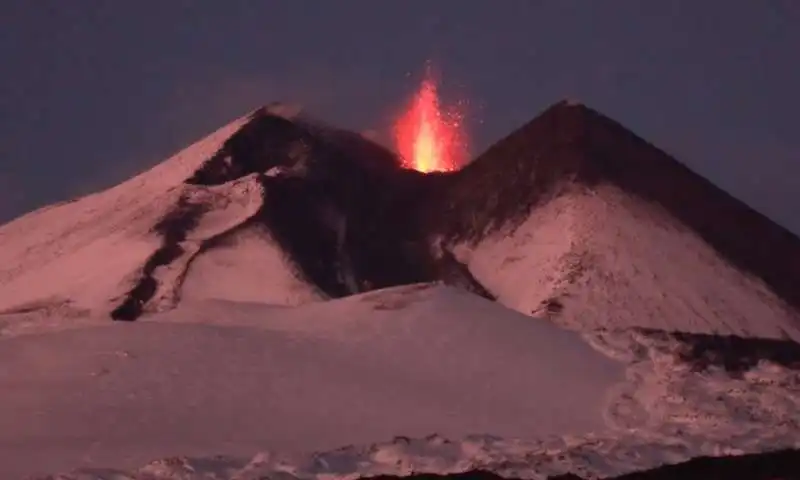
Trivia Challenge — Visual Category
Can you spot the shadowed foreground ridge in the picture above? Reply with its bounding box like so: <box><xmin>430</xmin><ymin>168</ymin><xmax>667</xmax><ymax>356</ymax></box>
<box><xmin>104</xmin><ymin>100</ymin><xmax>800</xmax><ymax>321</ymax></box>
<box><xmin>363</xmin><ymin>449</ymin><xmax>800</xmax><ymax>480</ymax></box>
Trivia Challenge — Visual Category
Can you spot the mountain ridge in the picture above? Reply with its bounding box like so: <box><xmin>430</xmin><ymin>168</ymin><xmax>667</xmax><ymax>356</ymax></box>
<box><xmin>1</xmin><ymin>100</ymin><xmax>799</xmax><ymax>337</ymax></box>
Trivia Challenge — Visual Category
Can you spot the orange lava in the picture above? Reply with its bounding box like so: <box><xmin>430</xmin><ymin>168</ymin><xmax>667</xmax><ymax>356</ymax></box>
<box><xmin>393</xmin><ymin>67</ymin><xmax>467</xmax><ymax>173</ymax></box>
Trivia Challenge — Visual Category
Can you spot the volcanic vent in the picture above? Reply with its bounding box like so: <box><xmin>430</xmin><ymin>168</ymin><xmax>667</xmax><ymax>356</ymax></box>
<box><xmin>1</xmin><ymin>101</ymin><xmax>799</xmax><ymax>338</ymax></box>
<box><xmin>180</xmin><ymin>107</ymin><xmax>487</xmax><ymax>306</ymax></box>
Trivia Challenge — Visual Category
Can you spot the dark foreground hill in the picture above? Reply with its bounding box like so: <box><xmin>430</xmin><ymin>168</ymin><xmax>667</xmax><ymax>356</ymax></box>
<box><xmin>365</xmin><ymin>448</ymin><xmax>800</xmax><ymax>480</ymax></box>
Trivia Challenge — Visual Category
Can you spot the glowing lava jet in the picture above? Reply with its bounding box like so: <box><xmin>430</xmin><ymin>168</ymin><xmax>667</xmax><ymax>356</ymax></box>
<box><xmin>393</xmin><ymin>67</ymin><xmax>467</xmax><ymax>173</ymax></box>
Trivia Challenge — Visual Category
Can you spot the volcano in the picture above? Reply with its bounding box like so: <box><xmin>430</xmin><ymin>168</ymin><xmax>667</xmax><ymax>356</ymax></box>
<box><xmin>1</xmin><ymin>100</ymin><xmax>798</xmax><ymax>338</ymax></box>
<box><xmin>2</xmin><ymin>100</ymin><xmax>800</xmax><ymax>479</ymax></box>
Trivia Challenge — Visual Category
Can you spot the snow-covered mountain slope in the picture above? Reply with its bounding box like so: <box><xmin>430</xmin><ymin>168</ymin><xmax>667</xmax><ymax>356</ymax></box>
<box><xmin>0</xmin><ymin>285</ymin><xmax>625</xmax><ymax>479</ymax></box>
<box><xmin>452</xmin><ymin>185</ymin><xmax>800</xmax><ymax>340</ymax></box>
<box><xmin>2</xmin><ymin>99</ymin><xmax>800</xmax><ymax>480</ymax></box>
<box><xmin>428</xmin><ymin>101</ymin><xmax>800</xmax><ymax>340</ymax></box>
<box><xmin>0</xmin><ymin>113</ymin><xmax>254</xmax><ymax>317</ymax></box>
<box><xmin>13</xmin><ymin>286</ymin><xmax>800</xmax><ymax>479</ymax></box>
<box><xmin>0</xmin><ymin>106</ymin><xmax>398</xmax><ymax>320</ymax></box>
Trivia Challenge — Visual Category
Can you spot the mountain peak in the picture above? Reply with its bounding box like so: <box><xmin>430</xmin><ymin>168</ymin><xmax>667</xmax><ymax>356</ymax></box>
<box><xmin>258</xmin><ymin>101</ymin><xmax>306</xmax><ymax>119</ymax></box>
<box><xmin>559</xmin><ymin>97</ymin><xmax>585</xmax><ymax>107</ymax></box>
<box><xmin>453</xmin><ymin>101</ymin><xmax>800</xmax><ymax>313</ymax></box>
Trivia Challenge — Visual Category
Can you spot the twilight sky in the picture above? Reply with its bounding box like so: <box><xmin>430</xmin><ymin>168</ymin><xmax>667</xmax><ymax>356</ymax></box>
<box><xmin>1</xmin><ymin>1</ymin><xmax>798</xmax><ymax>232</ymax></box>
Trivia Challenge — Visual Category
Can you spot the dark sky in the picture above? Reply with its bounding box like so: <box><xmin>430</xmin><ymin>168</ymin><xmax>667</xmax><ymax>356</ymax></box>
<box><xmin>1</xmin><ymin>1</ymin><xmax>798</xmax><ymax>233</ymax></box>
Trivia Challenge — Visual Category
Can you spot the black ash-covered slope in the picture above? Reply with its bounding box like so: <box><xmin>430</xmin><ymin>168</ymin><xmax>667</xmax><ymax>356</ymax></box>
<box><xmin>187</xmin><ymin>107</ymin><xmax>485</xmax><ymax>299</ymax></box>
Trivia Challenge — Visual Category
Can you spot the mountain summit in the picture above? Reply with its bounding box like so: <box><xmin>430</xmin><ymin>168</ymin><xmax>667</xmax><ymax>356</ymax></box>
<box><xmin>434</xmin><ymin>101</ymin><xmax>800</xmax><ymax>339</ymax></box>
<box><xmin>1</xmin><ymin>100</ymin><xmax>799</xmax><ymax>339</ymax></box>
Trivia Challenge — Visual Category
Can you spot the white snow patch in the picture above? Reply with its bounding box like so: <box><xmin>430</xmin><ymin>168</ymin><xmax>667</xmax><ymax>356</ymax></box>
<box><xmin>180</xmin><ymin>227</ymin><xmax>322</xmax><ymax>306</ymax></box>
<box><xmin>2</xmin><ymin>112</ymin><xmax>799</xmax><ymax>480</ymax></box>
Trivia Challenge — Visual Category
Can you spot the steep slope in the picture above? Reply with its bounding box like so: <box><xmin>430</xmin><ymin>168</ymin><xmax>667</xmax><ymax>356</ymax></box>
<box><xmin>0</xmin><ymin>114</ymin><xmax>254</xmax><ymax>318</ymax></box>
<box><xmin>0</xmin><ymin>107</ymin><xmax>325</xmax><ymax>320</ymax></box>
<box><xmin>430</xmin><ymin>101</ymin><xmax>800</xmax><ymax>340</ymax></box>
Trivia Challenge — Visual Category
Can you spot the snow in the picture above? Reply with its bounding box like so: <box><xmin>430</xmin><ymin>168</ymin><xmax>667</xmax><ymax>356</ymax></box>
<box><xmin>2</xmin><ymin>183</ymin><xmax>799</xmax><ymax>480</ymax></box>
<box><xmin>180</xmin><ymin>226</ymin><xmax>322</xmax><ymax>305</ymax></box>
<box><xmin>0</xmin><ymin>285</ymin><xmax>624</xmax><ymax>479</ymax></box>
<box><xmin>0</xmin><ymin>115</ymin><xmax>252</xmax><ymax>316</ymax></box>
<box><xmin>5</xmin><ymin>286</ymin><xmax>798</xmax><ymax>479</ymax></box>
<box><xmin>142</xmin><ymin>175</ymin><xmax>320</xmax><ymax>312</ymax></box>
<box><xmin>455</xmin><ymin>185</ymin><xmax>800</xmax><ymax>341</ymax></box>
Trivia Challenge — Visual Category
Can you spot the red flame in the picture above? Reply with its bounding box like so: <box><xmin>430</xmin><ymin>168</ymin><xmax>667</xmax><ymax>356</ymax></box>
<box><xmin>393</xmin><ymin>66</ymin><xmax>467</xmax><ymax>173</ymax></box>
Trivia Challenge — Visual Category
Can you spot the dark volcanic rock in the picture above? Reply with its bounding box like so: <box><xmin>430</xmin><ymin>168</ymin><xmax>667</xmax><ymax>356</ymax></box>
<box><xmin>187</xmin><ymin>107</ymin><xmax>401</xmax><ymax>186</ymax></box>
<box><xmin>111</xmin><ymin>197</ymin><xmax>208</xmax><ymax>321</ymax></box>
<box><xmin>363</xmin><ymin>449</ymin><xmax>800</xmax><ymax>480</ymax></box>
<box><xmin>640</xmin><ymin>328</ymin><xmax>800</xmax><ymax>374</ymax></box>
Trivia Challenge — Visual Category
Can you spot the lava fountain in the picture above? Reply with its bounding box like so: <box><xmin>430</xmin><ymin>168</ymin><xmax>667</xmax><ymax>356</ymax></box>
<box><xmin>393</xmin><ymin>67</ymin><xmax>467</xmax><ymax>173</ymax></box>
